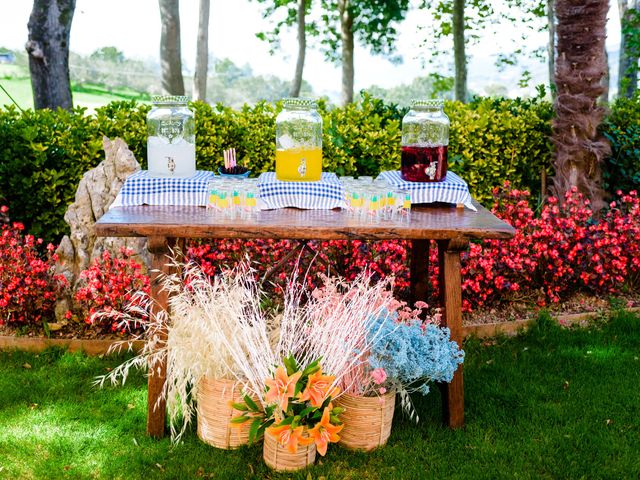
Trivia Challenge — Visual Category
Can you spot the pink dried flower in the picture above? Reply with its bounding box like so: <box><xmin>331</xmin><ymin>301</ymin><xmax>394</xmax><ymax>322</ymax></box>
<box><xmin>379</xmin><ymin>387</ymin><xmax>387</xmax><ymax>395</ymax></box>
<box><xmin>371</xmin><ymin>368</ymin><xmax>387</xmax><ymax>385</ymax></box>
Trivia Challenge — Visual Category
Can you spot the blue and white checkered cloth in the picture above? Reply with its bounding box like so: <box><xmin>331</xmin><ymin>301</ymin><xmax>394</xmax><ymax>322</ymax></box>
<box><xmin>377</xmin><ymin>171</ymin><xmax>477</xmax><ymax>211</ymax></box>
<box><xmin>110</xmin><ymin>170</ymin><xmax>215</xmax><ymax>207</ymax></box>
<box><xmin>258</xmin><ymin>172</ymin><xmax>347</xmax><ymax>210</ymax></box>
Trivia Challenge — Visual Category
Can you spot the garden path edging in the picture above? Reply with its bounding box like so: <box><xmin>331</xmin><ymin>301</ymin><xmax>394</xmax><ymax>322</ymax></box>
<box><xmin>463</xmin><ymin>307</ymin><xmax>640</xmax><ymax>339</ymax></box>
<box><xmin>0</xmin><ymin>336</ymin><xmax>143</xmax><ymax>355</ymax></box>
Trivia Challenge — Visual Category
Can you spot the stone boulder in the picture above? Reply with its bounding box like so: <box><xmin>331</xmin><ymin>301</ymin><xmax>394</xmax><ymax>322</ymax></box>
<box><xmin>55</xmin><ymin>137</ymin><xmax>150</xmax><ymax>320</ymax></box>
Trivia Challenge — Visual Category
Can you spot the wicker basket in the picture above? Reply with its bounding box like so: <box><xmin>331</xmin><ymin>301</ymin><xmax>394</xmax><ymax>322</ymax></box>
<box><xmin>263</xmin><ymin>429</ymin><xmax>316</xmax><ymax>471</ymax></box>
<box><xmin>197</xmin><ymin>377</ymin><xmax>255</xmax><ymax>449</ymax></box>
<box><xmin>336</xmin><ymin>391</ymin><xmax>395</xmax><ymax>451</ymax></box>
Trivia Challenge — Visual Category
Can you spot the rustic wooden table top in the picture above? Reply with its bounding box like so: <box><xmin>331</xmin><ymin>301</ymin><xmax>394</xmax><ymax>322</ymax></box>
<box><xmin>95</xmin><ymin>199</ymin><xmax>514</xmax><ymax>241</ymax></box>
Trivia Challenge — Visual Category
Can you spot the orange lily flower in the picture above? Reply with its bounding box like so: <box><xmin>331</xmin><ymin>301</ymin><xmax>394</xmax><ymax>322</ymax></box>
<box><xmin>266</xmin><ymin>424</ymin><xmax>314</xmax><ymax>453</ymax></box>
<box><xmin>264</xmin><ymin>366</ymin><xmax>302</xmax><ymax>412</ymax></box>
<box><xmin>298</xmin><ymin>368</ymin><xmax>339</xmax><ymax>407</ymax></box>
<box><xmin>307</xmin><ymin>406</ymin><xmax>343</xmax><ymax>456</ymax></box>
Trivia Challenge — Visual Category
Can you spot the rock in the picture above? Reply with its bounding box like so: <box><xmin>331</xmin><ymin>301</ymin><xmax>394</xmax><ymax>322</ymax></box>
<box><xmin>54</xmin><ymin>297</ymin><xmax>72</xmax><ymax>322</ymax></box>
<box><xmin>54</xmin><ymin>137</ymin><xmax>150</xmax><ymax>322</ymax></box>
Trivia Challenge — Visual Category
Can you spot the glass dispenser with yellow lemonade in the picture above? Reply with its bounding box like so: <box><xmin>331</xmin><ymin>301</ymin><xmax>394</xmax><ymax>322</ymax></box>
<box><xmin>275</xmin><ymin>98</ymin><xmax>322</xmax><ymax>181</ymax></box>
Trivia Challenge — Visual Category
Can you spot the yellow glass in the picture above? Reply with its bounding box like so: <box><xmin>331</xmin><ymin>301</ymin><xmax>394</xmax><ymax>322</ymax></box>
<box><xmin>275</xmin><ymin>147</ymin><xmax>322</xmax><ymax>182</ymax></box>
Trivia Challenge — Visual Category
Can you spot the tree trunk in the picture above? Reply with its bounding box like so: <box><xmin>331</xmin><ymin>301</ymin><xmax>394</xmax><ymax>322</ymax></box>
<box><xmin>547</xmin><ymin>0</ymin><xmax>556</xmax><ymax>98</ymax></box>
<box><xmin>552</xmin><ymin>0</ymin><xmax>610</xmax><ymax>211</ymax></box>
<box><xmin>453</xmin><ymin>0</ymin><xmax>467</xmax><ymax>102</ymax></box>
<box><xmin>25</xmin><ymin>0</ymin><xmax>76</xmax><ymax>110</ymax></box>
<box><xmin>601</xmin><ymin>46</ymin><xmax>610</xmax><ymax>103</ymax></box>
<box><xmin>338</xmin><ymin>0</ymin><xmax>354</xmax><ymax>105</ymax></box>
<box><xmin>193</xmin><ymin>0</ymin><xmax>210</xmax><ymax>101</ymax></box>
<box><xmin>290</xmin><ymin>0</ymin><xmax>307</xmax><ymax>97</ymax></box>
<box><xmin>159</xmin><ymin>0</ymin><xmax>185</xmax><ymax>95</ymax></box>
<box><xmin>618</xmin><ymin>0</ymin><xmax>639</xmax><ymax>97</ymax></box>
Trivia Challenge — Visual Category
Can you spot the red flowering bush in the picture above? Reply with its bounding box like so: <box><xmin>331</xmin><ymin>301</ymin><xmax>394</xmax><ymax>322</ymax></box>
<box><xmin>319</xmin><ymin>239</ymin><xmax>410</xmax><ymax>291</ymax></box>
<box><xmin>0</xmin><ymin>205</ymin><xmax>65</xmax><ymax>326</ymax></box>
<box><xmin>72</xmin><ymin>248</ymin><xmax>150</xmax><ymax>333</ymax></box>
<box><xmin>6</xmin><ymin>185</ymin><xmax>640</xmax><ymax>333</ymax></box>
<box><xmin>601</xmin><ymin>190</ymin><xmax>640</xmax><ymax>288</ymax></box>
<box><xmin>188</xmin><ymin>185</ymin><xmax>640</xmax><ymax>314</ymax></box>
<box><xmin>187</xmin><ymin>238</ymin><xmax>411</xmax><ymax>296</ymax></box>
<box><xmin>458</xmin><ymin>184</ymin><xmax>640</xmax><ymax>311</ymax></box>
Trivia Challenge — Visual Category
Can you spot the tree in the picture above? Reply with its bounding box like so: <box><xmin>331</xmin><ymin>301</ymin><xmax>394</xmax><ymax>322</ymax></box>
<box><xmin>547</xmin><ymin>0</ymin><xmax>556</xmax><ymax>97</ymax></box>
<box><xmin>193</xmin><ymin>0</ymin><xmax>210</xmax><ymax>101</ymax></box>
<box><xmin>253</xmin><ymin>0</ymin><xmax>315</xmax><ymax>97</ymax></box>
<box><xmin>601</xmin><ymin>47</ymin><xmax>610</xmax><ymax>103</ymax></box>
<box><xmin>364</xmin><ymin>73</ymin><xmax>455</xmax><ymax>105</ymax></box>
<box><xmin>551</xmin><ymin>0</ymin><xmax>610</xmax><ymax>209</ymax></box>
<box><xmin>452</xmin><ymin>0</ymin><xmax>466</xmax><ymax>101</ymax></box>
<box><xmin>25</xmin><ymin>0</ymin><xmax>76</xmax><ymax>110</ymax></box>
<box><xmin>292</xmin><ymin>0</ymin><xmax>308</xmax><ymax>96</ymax></box>
<box><xmin>206</xmin><ymin>57</ymin><xmax>314</xmax><ymax>107</ymax></box>
<box><xmin>336</xmin><ymin>0</ymin><xmax>355</xmax><ymax>105</ymax></box>
<box><xmin>421</xmin><ymin>0</ymin><xmax>494</xmax><ymax>103</ymax></box>
<box><xmin>423</xmin><ymin>0</ymin><xmax>551</xmax><ymax>102</ymax></box>
<box><xmin>90</xmin><ymin>46</ymin><xmax>125</xmax><ymax>63</ymax></box>
<box><xmin>159</xmin><ymin>0</ymin><xmax>185</xmax><ymax>95</ymax></box>
<box><xmin>320</xmin><ymin>0</ymin><xmax>410</xmax><ymax>105</ymax></box>
<box><xmin>618</xmin><ymin>0</ymin><xmax>639</xmax><ymax>97</ymax></box>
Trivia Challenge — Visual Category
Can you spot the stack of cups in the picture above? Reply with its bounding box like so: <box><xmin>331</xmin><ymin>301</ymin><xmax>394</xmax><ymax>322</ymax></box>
<box><xmin>340</xmin><ymin>176</ymin><xmax>411</xmax><ymax>222</ymax></box>
<box><xmin>206</xmin><ymin>177</ymin><xmax>260</xmax><ymax>219</ymax></box>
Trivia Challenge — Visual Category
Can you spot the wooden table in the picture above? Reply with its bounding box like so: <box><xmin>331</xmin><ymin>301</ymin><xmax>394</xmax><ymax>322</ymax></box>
<box><xmin>95</xmin><ymin>201</ymin><xmax>514</xmax><ymax>438</ymax></box>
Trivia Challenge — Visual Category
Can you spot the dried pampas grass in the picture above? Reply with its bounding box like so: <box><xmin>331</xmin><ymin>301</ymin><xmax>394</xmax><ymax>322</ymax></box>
<box><xmin>94</xmin><ymin>256</ymin><xmax>265</xmax><ymax>441</ymax></box>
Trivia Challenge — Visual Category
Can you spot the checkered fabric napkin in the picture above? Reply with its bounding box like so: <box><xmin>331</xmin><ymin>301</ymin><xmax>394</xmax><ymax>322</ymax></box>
<box><xmin>377</xmin><ymin>171</ymin><xmax>477</xmax><ymax>211</ymax></box>
<box><xmin>257</xmin><ymin>172</ymin><xmax>347</xmax><ymax>210</ymax></box>
<box><xmin>110</xmin><ymin>170</ymin><xmax>215</xmax><ymax>207</ymax></box>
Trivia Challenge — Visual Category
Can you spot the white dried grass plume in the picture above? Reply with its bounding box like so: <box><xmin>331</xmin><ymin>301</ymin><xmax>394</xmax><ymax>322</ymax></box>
<box><xmin>94</xmin><ymin>255</ymin><xmax>264</xmax><ymax>442</ymax></box>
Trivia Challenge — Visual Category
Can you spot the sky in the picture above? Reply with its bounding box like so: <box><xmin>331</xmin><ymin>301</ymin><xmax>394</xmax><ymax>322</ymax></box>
<box><xmin>0</xmin><ymin>0</ymin><xmax>623</xmax><ymax>101</ymax></box>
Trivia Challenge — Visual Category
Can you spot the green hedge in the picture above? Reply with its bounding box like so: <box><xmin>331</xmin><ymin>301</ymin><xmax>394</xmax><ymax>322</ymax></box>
<box><xmin>0</xmin><ymin>94</ymin><xmax>565</xmax><ymax>243</ymax></box>
<box><xmin>601</xmin><ymin>92</ymin><xmax>640</xmax><ymax>195</ymax></box>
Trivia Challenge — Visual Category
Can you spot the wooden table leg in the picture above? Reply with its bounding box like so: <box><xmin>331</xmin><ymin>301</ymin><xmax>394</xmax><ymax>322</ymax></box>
<box><xmin>437</xmin><ymin>238</ymin><xmax>468</xmax><ymax>429</ymax></box>
<box><xmin>146</xmin><ymin>236</ymin><xmax>183</xmax><ymax>438</ymax></box>
<box><xmin>410</xmin><ymin>239</ymin><xmax>430</xmax><ymax>307</ymax></box>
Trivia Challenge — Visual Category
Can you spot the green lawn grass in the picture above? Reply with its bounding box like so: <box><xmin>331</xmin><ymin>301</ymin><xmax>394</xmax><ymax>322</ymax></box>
<box><xmin>1</xmin><ymin>310</ymin><xmax>639</xmax><ymax>480</ymax></box>
<box><xmin>0</xmin><ymin>64</ymin><xmax>148</xmax><ymax>112</ymax></box>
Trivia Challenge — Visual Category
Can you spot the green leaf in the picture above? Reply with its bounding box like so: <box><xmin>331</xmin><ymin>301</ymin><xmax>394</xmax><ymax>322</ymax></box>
<box><xmin>230</xmin><ymin>415</ymin><xmax>250</xmax><ymax>424</ymax></box>
<box><xmin>256</xmin><ymin>418</ymin><xmax>274</xmax><ymax>441</ymax></box>
<box><xmin>265</xmin><ymin>405</ymin><xmax>275</xmax><ymax>417</ymax></box>
<box><xmin>243</xmin><ymin>394</ymin><xmax>260</xmax><ymax>412</ymax></box>
<box><xmin>320</xmin><ymin>396</ymin><xmax>332</xmax><ymax>410</ymax></box>
<box><xmin>248</xmin><ymin>418</ymin><xmax>261</xmax><ymax>444</ymax></box>
<box><xmin>229</xmin><ymin>401</ymin><xmax>248</xmax><ymax>411</ymax></box>
<box><xmin>300</xmin><ymin>358</ymin><xmax>321</xmax><ymax>378</ymax></box>
<box><xmin>298</xmin><ymin>406</ymin><xmax>316</xmax><ymax>419</ymax></box>
<box><xmin>276</xmin><ymin>416</ymin><xmax>295</xmax><ymax>426</ymax></box>
<box><xmin>283</xmin><ymin>355</ymin><xmax>298</xmax><ymax>375</ymax></box>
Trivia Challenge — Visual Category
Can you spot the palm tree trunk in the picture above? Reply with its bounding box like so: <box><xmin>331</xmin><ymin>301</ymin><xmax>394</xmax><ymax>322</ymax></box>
<box><xmin>338</xmin><ymin>0</ymin><xmax>354</xmax><ymax>105</ymax></box>
<box><xmin>290</xmin><ymin>0</ymin><xmax>307</xmax><ymax>97</ymax></box>
<box><xmin>453</xmin><ymin>0</ymin><xmax>467</xmax><ymax>102</ymax></box>
<box><xmin>552</xmin><ymin>0</ymin><xmax>610</xmax><ymax>210</ymax></box>
<box><xmin>193</xmin><ymin>0</ymin><xmax>210</xmax><ymax>101</ymax></box>
<box><xmin>159</xmin><ymin>0</ymin><xmax>185</xmax><ymax>95</ymax></box>
<box><xmin>26</xmin><ymin>0</ymin><xmax>76</xmax><ymax>110</ymax></box>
